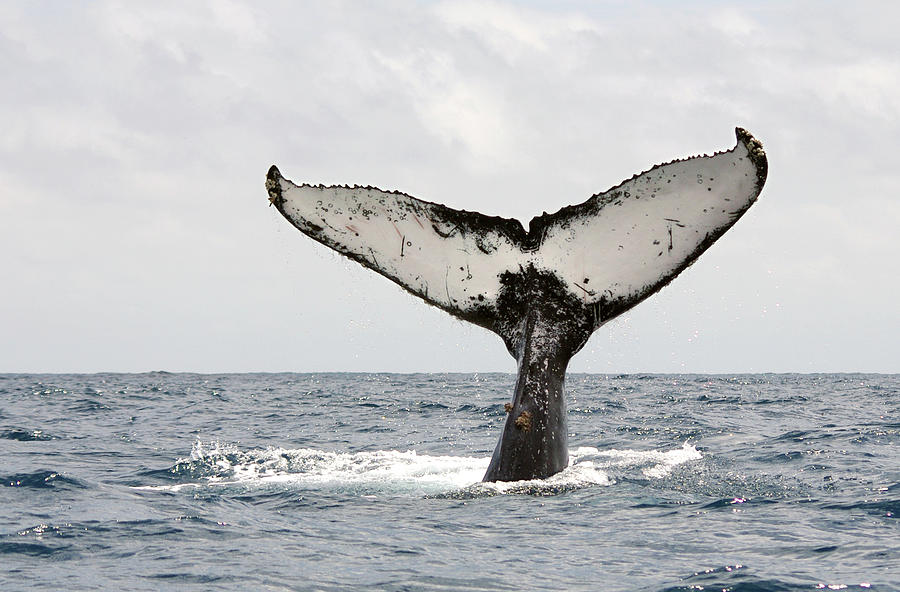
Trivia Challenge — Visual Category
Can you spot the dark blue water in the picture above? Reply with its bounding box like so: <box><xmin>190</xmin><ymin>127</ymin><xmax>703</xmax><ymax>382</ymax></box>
<box><xmin>2</xmin><ymin>373</ymin><xmax>897</xmax><ymax>591</ymax></box>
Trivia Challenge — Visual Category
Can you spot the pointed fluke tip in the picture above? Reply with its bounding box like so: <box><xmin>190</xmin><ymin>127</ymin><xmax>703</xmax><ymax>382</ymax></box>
<box><xmin>266</xmin><ymin>165</ymin><xmax>284</xmax><ymax>207</ymax></box>
<box><xmin>734</xmin><ymin>127</ymin><xmax>768</xmax><ymax>188</ymax></box>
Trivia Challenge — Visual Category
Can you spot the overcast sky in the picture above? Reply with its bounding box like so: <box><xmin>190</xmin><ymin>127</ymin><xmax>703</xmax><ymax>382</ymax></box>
<box><xmin>2</xmin><ymin>1</ymin><xmax>897</xmax><ymax>373</ymax></box>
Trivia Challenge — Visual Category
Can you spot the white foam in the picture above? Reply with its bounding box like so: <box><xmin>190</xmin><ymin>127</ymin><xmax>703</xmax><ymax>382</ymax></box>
<box><xmin>570</xmin><ymin>442</ymin><xmax>702</xmax><ymax>478</ymax></box>
<box><xmin>475</xmin><ymin>460</ymin><xmax>613</xmax><ymax>495</ymax></box>
<box><xmin>135</xmin><ymin>441</ymin><xmax>700</xmax><ymax>495</ymax></box>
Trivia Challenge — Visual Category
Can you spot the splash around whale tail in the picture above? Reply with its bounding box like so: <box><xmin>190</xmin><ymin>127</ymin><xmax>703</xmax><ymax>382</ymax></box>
<box><xmin>266</xmin><ymin>128</ymin><xmax>767</xmax><ymax>482</ymax></box>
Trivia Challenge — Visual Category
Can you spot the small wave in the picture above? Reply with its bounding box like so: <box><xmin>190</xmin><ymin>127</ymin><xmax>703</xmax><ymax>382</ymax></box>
<box><xmin>453</xmin><ymin>403</ymin><xmax>504</xmax><ymax>415</ymax></box>
<box><xmin>68</xmin><ymin>398</ymin><xmax>113</xmax><ymax>412</ymax></box>
<box><xmin>823</xmin><ymin>498</ymin><xmax>899</xmax><ymax>518</ymax></box>
<box><xmin>2</xmin><ymin>471</ymin><xmax>84</xmax><ymax>489</ymax></box>
<box><xmin>0</xmin><ymin>541</ymin><xmax>71</xmax><ymax>557</ymax></box>
<box><xmin>699</xmin><ymin>497</ymin><xmax>778</xmax><ymax>510</ymax></box>
<box><xmin>0</xmin><ymin>428</ymin><xmax>56</xmax><ymax>441</ymax></box>
<box><xmin>135</xmin><ymin>441</ymin><xmax>701</xmax><ymax>498</ymax></box>
<box><xmin>659</xmin><ymin>563</ymin><xmax>878</xmax><ymax>592</ymax></box>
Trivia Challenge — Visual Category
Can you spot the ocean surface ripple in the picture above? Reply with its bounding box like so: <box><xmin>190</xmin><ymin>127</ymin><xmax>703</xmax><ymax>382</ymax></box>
<box><xmin>1</xmin><ymin>373</ymin><xmax>898</xmax><ymax>591</ymax></box>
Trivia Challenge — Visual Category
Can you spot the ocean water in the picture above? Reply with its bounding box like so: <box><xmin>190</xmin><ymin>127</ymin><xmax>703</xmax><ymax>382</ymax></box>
<box><xmin>1</xmin><ymin>372</ymin><xmax>897</xmax><ymax>591</ymax></box>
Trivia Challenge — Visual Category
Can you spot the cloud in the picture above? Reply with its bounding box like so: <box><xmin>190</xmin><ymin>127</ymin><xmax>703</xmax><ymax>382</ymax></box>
<box><xmin>1</xmin><ymin>1</ymin><xmax>897</xmax><ymax>372</ymax></box>
<box><xmin>435</xmin><ymin>0</ymin><xmax>600</xmax><ymax>58</ymax></box>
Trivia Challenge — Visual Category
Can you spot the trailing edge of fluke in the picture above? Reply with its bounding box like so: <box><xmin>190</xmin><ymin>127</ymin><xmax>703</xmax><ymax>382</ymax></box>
<box><xmin>266</xmin><ymin>127</ymin><xmax>767</xmax><ymax>482</ymax></box>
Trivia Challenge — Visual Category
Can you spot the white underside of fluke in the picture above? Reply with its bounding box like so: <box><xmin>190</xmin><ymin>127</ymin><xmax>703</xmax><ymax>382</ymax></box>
<box><xmin>541</xmin><ymin>140</ymin><xmax>760</xmax><ymax>307</ymax></box>
<box><xmin>271</xmin><ymin>130</ymin><xmax>763</xmax><ymax>320</ymax></box>
<box><xmin>275</xmin><ymin>184</ymin><xmax>523</xmax><ymax>311</ymax></box>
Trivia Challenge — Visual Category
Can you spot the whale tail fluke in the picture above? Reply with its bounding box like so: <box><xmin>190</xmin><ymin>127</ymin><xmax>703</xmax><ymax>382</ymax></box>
<box><xmin>267</xmin><ymin>128</ymin><xmax>767</xmax><ymax>481</ymax></box>
<box><xmin>266</xmin><ymin>128</ymin><xmax>766</xmax><ymax>351</ymax></box>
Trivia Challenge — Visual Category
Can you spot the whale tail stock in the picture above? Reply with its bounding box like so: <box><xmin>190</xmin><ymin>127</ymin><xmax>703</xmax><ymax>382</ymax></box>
<box><xmin>266</xmin><ymin>128</ymin><xmax>768</xmax><ymax>482</ymax></box>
